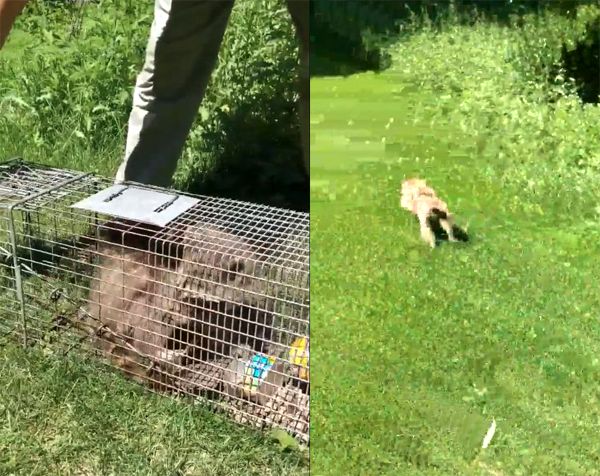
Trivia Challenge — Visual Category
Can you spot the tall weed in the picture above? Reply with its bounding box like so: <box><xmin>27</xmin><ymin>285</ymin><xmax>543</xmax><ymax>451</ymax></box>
<box><xmin>175</xmin><ymin>0</ymin><xmax>307</xmax><ymax>210</ymax></box>
<box><xmin>0</xmin><ymin>0</ymin><xmax>153</xmax><ymax>174</ymax></box>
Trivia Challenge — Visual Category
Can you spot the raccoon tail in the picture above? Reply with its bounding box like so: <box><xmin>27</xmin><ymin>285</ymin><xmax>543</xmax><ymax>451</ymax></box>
<box><xmin>430</xmin><ymin>208</ymin><xmax>470</xmax><ymax>243</ymax></box>
<box><xmin>451</xmin><ymin>225</ymin><xmax>470</xmax><ymax>242</ymax></box>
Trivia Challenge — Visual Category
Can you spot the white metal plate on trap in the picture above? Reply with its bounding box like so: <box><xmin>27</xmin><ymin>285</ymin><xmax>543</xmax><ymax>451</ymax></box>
<box><xmin>71</xmin><ymin>185</ymin><xmax>199</xmax><ymax>227</ymax></box>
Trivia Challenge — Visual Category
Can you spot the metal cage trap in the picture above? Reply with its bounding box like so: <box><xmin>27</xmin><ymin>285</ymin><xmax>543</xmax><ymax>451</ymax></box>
<box><xmin>0</xmin><ymin>159</ymin><xmax>310</xmax><ymax>443</ymax></box>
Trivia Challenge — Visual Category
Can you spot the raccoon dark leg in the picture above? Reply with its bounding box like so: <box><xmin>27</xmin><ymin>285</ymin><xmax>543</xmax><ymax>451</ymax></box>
<box><xmin>440</xmin><ymin>213</ymin><xmax>458</xmax><ymax>242</ymax></box>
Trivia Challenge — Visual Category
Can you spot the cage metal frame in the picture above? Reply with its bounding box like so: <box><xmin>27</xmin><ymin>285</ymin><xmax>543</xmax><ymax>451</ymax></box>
<box><xmin>0</xmin><ymin>158</ymin><xmax>310</xmax><ymax>442</ymax></box>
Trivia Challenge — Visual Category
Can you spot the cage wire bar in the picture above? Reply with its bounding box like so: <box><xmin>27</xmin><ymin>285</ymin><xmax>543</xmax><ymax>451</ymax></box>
<box><xmin>0</xmin><ymin>159</ymin><xmax>310</xmax><ymax>442</ymax></box>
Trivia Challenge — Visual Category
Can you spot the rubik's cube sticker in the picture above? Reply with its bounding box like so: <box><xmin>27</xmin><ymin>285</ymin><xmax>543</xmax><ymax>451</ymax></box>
<box><xmin>243</xmin><ymin>354</ymin><xmax>277</xmax><ymax>393</ymax></box>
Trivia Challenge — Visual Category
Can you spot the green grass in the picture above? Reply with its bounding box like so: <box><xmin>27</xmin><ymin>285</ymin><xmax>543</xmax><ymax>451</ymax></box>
<box><xmin>0</xmin><ymin>341</ymin><xmax>307</xmax><ymax>476</ymax></box>
<box><xmin>311</xmin><ymin>6</ymin><xmax>600</xmax><ymax>475</ymax></box>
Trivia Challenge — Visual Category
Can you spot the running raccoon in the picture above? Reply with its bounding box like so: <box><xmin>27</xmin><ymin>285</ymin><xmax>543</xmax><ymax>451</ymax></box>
<box><xmin>400</xmin><ymin>178</ymin><xmax>469</xmax><ymax>248</ymax></box>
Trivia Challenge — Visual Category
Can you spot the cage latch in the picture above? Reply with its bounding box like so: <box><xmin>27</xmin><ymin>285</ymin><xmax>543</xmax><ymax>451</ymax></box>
<box><xmin>154</xmin><ymin>195</ymin><xmax>180</xmax><ymax>213</ymax></box>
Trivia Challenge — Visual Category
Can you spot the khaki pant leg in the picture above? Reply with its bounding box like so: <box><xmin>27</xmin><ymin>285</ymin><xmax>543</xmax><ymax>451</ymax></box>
<box><xmin>116</xmin><ymin>0</ymin><xmax>234</xmax><ymax>187</ymax></box>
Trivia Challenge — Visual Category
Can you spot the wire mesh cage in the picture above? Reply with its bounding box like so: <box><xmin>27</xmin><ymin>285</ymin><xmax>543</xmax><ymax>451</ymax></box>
<box><xmin>0</xmin><ymin>159</ymin><xmax>310</xmax><ymax>443</ymax></box>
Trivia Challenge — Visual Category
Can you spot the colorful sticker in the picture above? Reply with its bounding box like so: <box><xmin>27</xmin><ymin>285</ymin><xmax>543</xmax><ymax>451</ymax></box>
<box><xmin>289</xmin><ymin>337</ymin><xmax>309</xmax><ymax>380</ymax></box>
<box><xmin>243</xmin><ymin>354</ymin><xmax>276</xmax><ymax>392</ymax></box>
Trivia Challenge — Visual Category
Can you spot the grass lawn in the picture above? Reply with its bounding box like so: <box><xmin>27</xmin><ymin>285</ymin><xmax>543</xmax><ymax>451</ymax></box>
<box><xmin>310</xmin><ymin>12</ymin><xmax>600</xmax><ymax>475</ymax></box>
<box><xmin>0</xmin><ymin>341</ymin><xmax>308</xmax><ymax>476</ymax></box>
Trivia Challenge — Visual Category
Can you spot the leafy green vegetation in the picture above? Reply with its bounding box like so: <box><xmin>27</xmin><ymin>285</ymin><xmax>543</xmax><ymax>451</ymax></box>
<box><xmin>311</xmin><ymin>3</ymin><xmax>600</xmax><ymax>474</ymax></box>
<box><xmin>310</xmin><ymin>0</ymin><xmax>598</xmax><ymax>75</ymax></box>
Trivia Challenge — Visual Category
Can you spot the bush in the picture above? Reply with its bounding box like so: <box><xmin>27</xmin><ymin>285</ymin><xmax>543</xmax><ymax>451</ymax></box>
<box><xmin>0</xmin><ymin>0</ymin><xmax>150</xmax><ymax>174</ymax></box>
<box><xmin>509</xmin><ymin>3</ymin><xmax>599</xmax><ymax>100</ymax></box>
<box><xmin>310</xmin><ymin>0</ymin><xmax>598</xmax><ymax>75</ymax></box>
<box><xmin>174</xmin><ymin>0</ymin><xmax>307</xmax><ymax>211</ymax></box>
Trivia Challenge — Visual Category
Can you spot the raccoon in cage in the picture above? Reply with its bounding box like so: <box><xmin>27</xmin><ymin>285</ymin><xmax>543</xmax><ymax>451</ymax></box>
<box><xmin>79</xmin><ymin>219</ymin><xmax>274</xmax><ymax>391</ymax></box>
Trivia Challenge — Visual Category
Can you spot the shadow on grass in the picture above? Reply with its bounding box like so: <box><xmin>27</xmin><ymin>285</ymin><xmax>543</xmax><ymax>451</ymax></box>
<box><xmin>560</xmin><ymin>14</ymin><xmax>599</xmax><ymax>104</ymax></box>
<box><xmin>177</xmin><ymin>103</ymin><xmax>308</xmax><ymax>213</ymax></box>
<box><xmin>310</xmin><ymin>27</ymin><xmax>391</xmax><ymax>77</ymax></box>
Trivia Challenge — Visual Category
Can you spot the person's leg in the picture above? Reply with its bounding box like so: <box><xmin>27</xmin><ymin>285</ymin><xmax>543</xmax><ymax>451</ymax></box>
<box><xmin>0</xmin><ymin>0</ymin><xmax>29</xmax><ymax>49</ymax></box>
<box><xmin>116</xmin><ymin>0</ymin><xmax>234</xmax><ymax>187</ymax></box>
<box><xmin>285</xmin><ymin>0</ymin><xmax>309</xmax><ymax>175</ymax></box>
